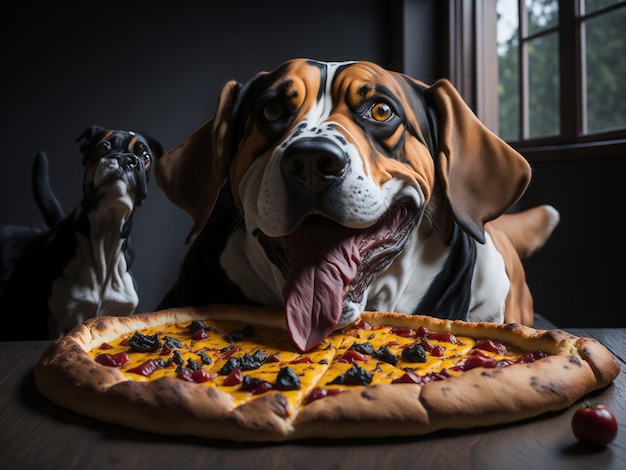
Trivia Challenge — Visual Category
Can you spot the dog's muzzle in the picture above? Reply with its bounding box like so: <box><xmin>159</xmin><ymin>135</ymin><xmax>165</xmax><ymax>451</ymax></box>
<box><xmin>95</xmin><ymin>153</ymin><xmax>148</xmax><ymax>205</ymax></box>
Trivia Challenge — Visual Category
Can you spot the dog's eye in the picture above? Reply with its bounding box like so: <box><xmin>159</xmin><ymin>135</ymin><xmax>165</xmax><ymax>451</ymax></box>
<box><xmin>368</xmin><ymin>102</ymin><xmax>394</xmax><ymax>122</ymax></box>
<box><xmin>135</xmin><ymin>143</ymin><xmax>152</xmax><ymax>169</ymax></box>
<box><xmin>96</xmin><ymin>141</ymin><xmax>112</xmax><ymax>156</ymax></box>
<box><xmin>262</xmin><ymin>102</ymin><xmax>283</xmax><ymax>122</ymax></box>
<box><xmin>140</xmin><ymin>151</ymin><xmax>151</xmax><ymax>169</ymax></box>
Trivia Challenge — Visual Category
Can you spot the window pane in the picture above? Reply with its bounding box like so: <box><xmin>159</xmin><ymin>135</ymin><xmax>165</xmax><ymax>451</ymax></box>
<box><xmin>497</xmin><ymin>0</ymin><xmax>520</xmax><ymax>140</ymax></box>
<box><xmin>527</xmin><ymin>32</ymin><xmax>560</xmax><ymax>137</ymax></box>
<box><xmin>584</xmin><ymin>7</ymin><xmax>626</xmax><ymax>132</ymax></box>
<box><xmin>585</xmin><ymin>0</ymin><xmax>624</xmax><ymax>14</ymax></box>
<box><xmin>526</xmin><ymin>0</ymin><xmax>559</xmax><ymax>36</ymax></box>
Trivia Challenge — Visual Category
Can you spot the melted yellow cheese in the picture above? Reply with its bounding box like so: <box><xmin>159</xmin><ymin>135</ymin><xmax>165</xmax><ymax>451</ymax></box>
<box><xmin>88</xmin><ymin>319</ymin><xmax>527</xmax><ymax>409</ymax></box>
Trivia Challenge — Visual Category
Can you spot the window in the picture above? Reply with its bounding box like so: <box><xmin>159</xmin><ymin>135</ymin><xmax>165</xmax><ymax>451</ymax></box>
<box><xmin>496</xmin><ymin>0</ymin><xmax>626</xmax><ymax>151</ymax></box>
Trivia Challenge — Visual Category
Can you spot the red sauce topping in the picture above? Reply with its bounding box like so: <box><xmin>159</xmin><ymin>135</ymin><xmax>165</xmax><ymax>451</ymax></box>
<box><xmin>305</xmin><ymin>387</ymin><xmax>342</xmax><ymax>404</ymax></box>
<box><xmin>336</xmin><ymin>350</ymin><xmax>368</xmax><ymax>364</ymax></box>
<box><xmin>223</xmin><ymin>368</ymin><xmax>243</xmax><ymax>386</ymax></box>
<box><xmin>95</xmin><ymin>352</ymin><xmax>130</xmax><ymax>368</ymax></box>
<box><xmin>474</xmin><ymin>338</ymin><xmax>510</xmax><ymax>355</ymax></box>
<box><xmin>289</xmin><ymin>357</ymin><xmax>314</xmax><ymax>364</ymax></box>
<box><xmin>127</xmin><ymin>359</ymin><xmax>164</xmax><ymax>377</ymax></box>
<box><xmin>177</xmin><ymin>368</ymin><xmax>213</xmax><ymax>383</ymax></box>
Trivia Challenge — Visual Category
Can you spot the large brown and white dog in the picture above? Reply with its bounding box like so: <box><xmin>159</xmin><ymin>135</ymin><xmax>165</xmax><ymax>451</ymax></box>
<box><xmin>156</xmin><ymin>59</ymin><xmax>559</xmax><ymax>352</ymax></box>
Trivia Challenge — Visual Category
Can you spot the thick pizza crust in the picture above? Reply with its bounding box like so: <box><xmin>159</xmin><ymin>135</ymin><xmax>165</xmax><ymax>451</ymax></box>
<box><xmin>35</xmin><ymin>305</ymin><xmax>294</xmax><ymax>441</ymax></box>
<box><xmin>34</xmin><ymin>305</ymin><xmax>620</xmax><ymax>441</ymax></box>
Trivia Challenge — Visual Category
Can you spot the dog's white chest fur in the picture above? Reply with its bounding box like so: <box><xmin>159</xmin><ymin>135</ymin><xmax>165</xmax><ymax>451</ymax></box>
<box><xmin>48</xmin><ymin>208</ymin><xmax>138</xmax><ymax>337</ymax></box>
<box><xmin>221</xmin><ymin>225</ymin><xmax>509</xmax><ymax>323</ymax></box>
<box><xmin>221</xmin><ymin>229</ymin><xmax>284</xmax><ymax>307</ymax></box>
<box><xmin>366</xmin><ymin>229</ymin><xmax>509</xmax><ymax>322</ymax></box>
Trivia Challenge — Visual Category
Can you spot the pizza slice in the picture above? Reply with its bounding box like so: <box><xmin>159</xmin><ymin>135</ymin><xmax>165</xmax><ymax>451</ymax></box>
<box><xmin>34</xmin><ymin>304</ymin><xmax>620</xmax><ymax>441</ymax></box>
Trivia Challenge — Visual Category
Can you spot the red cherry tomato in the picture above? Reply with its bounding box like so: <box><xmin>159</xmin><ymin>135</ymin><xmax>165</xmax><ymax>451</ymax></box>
<box><xmin>572</xmin><ymin>402</ymin><xmax>618</xmax><ymax>447</ymax></box>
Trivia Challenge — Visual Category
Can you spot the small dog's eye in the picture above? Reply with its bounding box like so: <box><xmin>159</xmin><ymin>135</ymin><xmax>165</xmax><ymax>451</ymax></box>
<box><xmin>368</xmin><ymin>102</ymin><xmax>394</xmax><ymax>122</ymax></box>
<box><xmin>262</xmin><ymin>102</ymin><xmax>283</xmax><ymax>122</ymax></box>
<box><xmin>141</xmin><ymin>151</ymin><xmax>152</xmax><ymax>169</ymax></box>
<box><xmin>96</xmin><ymin>141</ymin><xmax>112</xmax><ymax>156</ymax></box>
<box><xmin>135</xmin><ymin>143</ymin><xmax>152</xmax><ymax>169</ymax></box>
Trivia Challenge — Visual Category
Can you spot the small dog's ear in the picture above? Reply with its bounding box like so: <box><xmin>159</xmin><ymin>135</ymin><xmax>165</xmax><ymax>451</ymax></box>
<box><xmin>426</xmin><ymin>79</ymin><xmax>531</xmax><ymax>243</ymax></box>
<box><xmin>77</xmin><ymin>125</ymin><xmax>105</xmax><ymax>157</ymax></box>
<box><xmin>156</xmin><ymin>80</ymin><xmax>239</xmax><ymax>244</ymax></box>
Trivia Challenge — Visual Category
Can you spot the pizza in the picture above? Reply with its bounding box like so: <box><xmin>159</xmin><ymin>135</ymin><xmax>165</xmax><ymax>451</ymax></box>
<box><xmin>34</xmin><ymin>304</ymin><xmax>620</xmax><ymax>442</ymax></box>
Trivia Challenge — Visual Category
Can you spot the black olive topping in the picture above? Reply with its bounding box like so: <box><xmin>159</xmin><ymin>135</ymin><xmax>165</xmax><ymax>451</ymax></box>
<box><xmin>327</xmin><ymin>364</ymin><xmax>373</xmax><ymax>386</ymax></box>
<box><xmin>224</xmin><ymin>325</ymin><xmax>255</xmax><ymax>342</ymax></box>
<box><xmin>197</xmin><ymin>351</ymin><xmax>213</xmax><ymax>365</ymax></box>
<box><xmin>165</xmin><ymin>350</ymin><xmax>184</xmax><ymax>367</ymax></box>
<box><xmin>241</xmin><ymin>376</ymin><xmax>270</xmax><ymax>391</ymax></box>
<box><xmin>128</xmin><ymin>331</ymin><xmax>161</xmax><ymax>352</ymax></box>
<box><xmin>350</xmin><ymin>342</ymin><xmax>397</xmax><ymax>366</ymax></box>
<box><xmin>275</xmin><ymin>367</ymin><xmax>301</xmax><ymax>390</ymax></box>
<box><xmin>185</xmin><ymin>358</ymin><xmax>202</xmax><ymax>371</ymax></box>
<box><xmin>187</xmin><ymin>321</ymin><xmax>206</xmax><ymax>335</ymax></box>
<box><xmin>374</xmin><ymin>346</ymin><xmax>397</xmax><ymax>366</ymax></box>
<box><xmin>350</xmin><ymin>342</ymin><xmax>376</xmax><ymax>356</ymax></box>
<box><xmin>162</xmin><ymin>336</ymin><xmax>182</xmax><ymax>349</ymax></box>
<box><xmin>219</xmin><ymin>350</ymin><xmax>267</xmax><ymax>375</ymax></box>
<box><xmin>402</xmin><ymin>343</ymin><xmax>428</xmax><ymax>363</ymax></box>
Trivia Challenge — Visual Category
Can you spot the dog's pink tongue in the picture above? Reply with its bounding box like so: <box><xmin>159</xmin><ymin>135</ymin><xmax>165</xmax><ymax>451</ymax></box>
<box><xmin>283</xmin><ymin>218</ymin><xmax>360</xmax><ymax>352</ymax></box>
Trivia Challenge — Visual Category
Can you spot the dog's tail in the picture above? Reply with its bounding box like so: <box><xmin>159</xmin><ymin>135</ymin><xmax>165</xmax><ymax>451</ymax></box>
<box><xmin>32</xmin><ymin>151</ymin><xmax>65</xmax><ymax>228</ymax></box>
<box><xmin>487</xmin><ymin>205</ymin><xmax>560</xmax><ymax>259</ymax></box>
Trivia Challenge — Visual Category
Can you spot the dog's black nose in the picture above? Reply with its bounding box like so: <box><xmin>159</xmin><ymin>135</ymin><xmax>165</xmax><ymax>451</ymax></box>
<box><xmin>281</xmin><ymin>138</ymin><xmax>348</xmax><ymax>194</ymax></box>
<box><xmin>114</xmin><ymin>153</ymin><xmax>141</xmax><ymax>170</ymax></box>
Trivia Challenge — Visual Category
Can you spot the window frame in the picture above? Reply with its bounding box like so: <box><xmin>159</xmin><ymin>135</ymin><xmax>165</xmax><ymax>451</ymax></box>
<box><xmin>448</xmin><ymin>0</ymin><xmax>626</xmax><ymax>162</ymax></box>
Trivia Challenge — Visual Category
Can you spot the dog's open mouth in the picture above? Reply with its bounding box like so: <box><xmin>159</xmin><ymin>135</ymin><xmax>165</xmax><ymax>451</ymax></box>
<box><xmin>254</xmin><ymin>198</ymin><xmax>421</xmax><ymax>352</ymax></box>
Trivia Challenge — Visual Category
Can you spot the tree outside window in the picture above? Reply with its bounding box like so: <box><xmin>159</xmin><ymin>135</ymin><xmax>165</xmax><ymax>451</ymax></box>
<box><xmin>496</xmin><ymin>0</ymin><xmax>626</xmax><ymax>144</ymax></box>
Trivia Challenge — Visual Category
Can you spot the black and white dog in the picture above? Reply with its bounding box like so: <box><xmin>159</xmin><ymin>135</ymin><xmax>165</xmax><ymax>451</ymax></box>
<box><xmin>0</xmin><ymin>126</ymin><xmax>162</xmax><ymax>340</ymax></box>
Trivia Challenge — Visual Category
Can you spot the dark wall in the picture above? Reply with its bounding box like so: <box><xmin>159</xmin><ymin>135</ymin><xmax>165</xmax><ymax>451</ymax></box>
<box><xmin>519</xmin><ymin>155</ymin><xmax>626</xmax><ymax>328</ymax></box>
<box><xmin>5</xmin><ymin>2</ymin><xmax>617</xmax><ymax>328</ymax></box>
<box><xmin>0</xmin><ymin>0</ymin><xmax>444</xmax><ymax>314</ymax></box>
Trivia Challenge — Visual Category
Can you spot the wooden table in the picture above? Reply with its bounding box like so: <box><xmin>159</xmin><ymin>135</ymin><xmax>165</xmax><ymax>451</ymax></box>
<box><xmin>1</xmin><ymin>328</ymin><xmax>624</xmax><ymax>470</ymax></box>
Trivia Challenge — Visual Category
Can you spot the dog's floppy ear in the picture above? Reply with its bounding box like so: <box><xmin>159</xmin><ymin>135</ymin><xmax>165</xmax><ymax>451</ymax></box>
<box><xmin>77</xmin><ymin>125</ymin><xmax>105</xmax><ymax>162</ymax></box>
<box><xmin>156</xmin><ymin>80</ymin><xmax>239</xmax><ymax>244</ymax></box>
<box><xmin>426</xmin><ymin>79</ymin><xmax>531</xmax><ymax>243</ymax></box>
